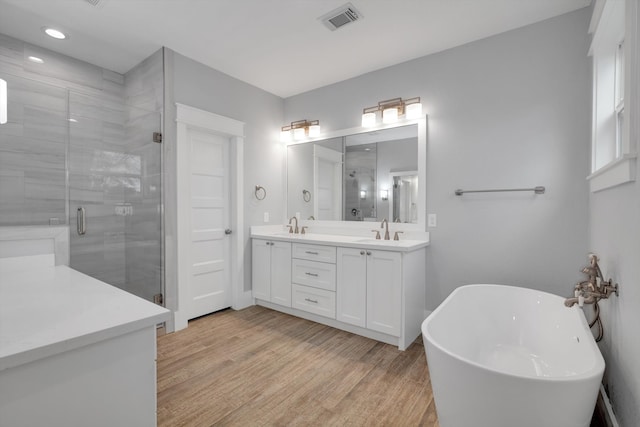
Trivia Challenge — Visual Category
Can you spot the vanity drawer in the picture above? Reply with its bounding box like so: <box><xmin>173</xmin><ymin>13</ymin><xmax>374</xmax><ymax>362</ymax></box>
<box><xmin>292</xmin><ymin>284</ymin><xmax>336</xmax><ymax>319</ymax></box>
<box><xmin>292</xmin><ymin>243</ymin><xmax>336</xmax><ymax>263</ymax></box>
<box><xmin>292</xmin><ymin>258</ymin><xmax>336</xmax><ymax>291</ymax></box>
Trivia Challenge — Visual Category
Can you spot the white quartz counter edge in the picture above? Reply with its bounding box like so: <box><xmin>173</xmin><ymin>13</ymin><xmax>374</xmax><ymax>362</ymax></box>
<box><xmin>0</xmin><ymin>265</ymin><xmax>170</xmax><ymax>371</ymax></box>
<box><xmin>250</xmin><ymin>231</ymin><xmax>429</xmax><ymax>252</ymax></box>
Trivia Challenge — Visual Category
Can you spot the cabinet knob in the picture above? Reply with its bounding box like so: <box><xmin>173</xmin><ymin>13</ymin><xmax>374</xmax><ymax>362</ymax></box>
<box><xmin>360</xmin><ymin>250</ymin><xmax>365</xmax><ymax>255</ymax></box>
<box><xmin>366</xmin><ymin>251</ymin><xmax>372</xmax><ymax>256</ymax></box>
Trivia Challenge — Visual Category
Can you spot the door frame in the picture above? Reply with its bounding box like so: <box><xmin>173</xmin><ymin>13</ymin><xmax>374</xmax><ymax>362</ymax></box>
<box><xmin>173</xmin><ymin>103</ymin><xmax>249</xmax><ymax>331</ymax></box>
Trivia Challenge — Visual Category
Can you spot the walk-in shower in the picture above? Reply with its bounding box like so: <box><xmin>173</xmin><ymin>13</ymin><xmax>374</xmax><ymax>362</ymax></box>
<box><xmin>0</xmin><ymin>65</ymin><xmax>162</xmax><ymax>303</ymax></box>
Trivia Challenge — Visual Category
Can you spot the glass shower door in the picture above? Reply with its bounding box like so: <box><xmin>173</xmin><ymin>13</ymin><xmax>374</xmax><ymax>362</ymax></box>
<box><xmin>68</xmin><ymin>91</ymin><xmax>162</xmax><ymax>303</ymax></box>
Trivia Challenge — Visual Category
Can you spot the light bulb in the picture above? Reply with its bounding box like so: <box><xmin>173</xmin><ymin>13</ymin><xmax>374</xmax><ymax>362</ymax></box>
<box><xmin>360</xmin><ymin>190</ymin><xmax>366</xmax><ymax>199</ymax></box>
<box><xmin>280</xmin><ymin>129</ymin><xmax>291</xmax><ymax>142</ymax></box>
<box><xmin>308</xmin><ymin>124</ymin><xmax>320</xmax><ymax>138</ymax></box>
<box><xmin>293</xmin><ymin>127</ymin><xmax>305</xmax><ymax>140</ymax></box>
<box><xmin>362</xmin><ymin>112</ymin><xmax>376</xmax><ymax>127</ymax></box>
<box><xmin>405</xmin><ymin>102</ymin><xmax>423</xmax><ymax>119</ymax></box>
<box><xmin>382</xmin><ymin>107</ymin><xmax>398</xmax><ymax>124</ymax></box>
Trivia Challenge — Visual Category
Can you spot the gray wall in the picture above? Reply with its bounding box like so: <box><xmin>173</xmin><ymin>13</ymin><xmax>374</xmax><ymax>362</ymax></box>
<box><xmin>165</xmin><ymin>50</ymin><xmax>284</xmax><ymax>294</ymax></box>
<box><xmin>590</xmin><ymin>182</ymin><xmax>640</xmax><ymax>426</ymax></box>
<box><xmin>588</xmin><ymin>3</ymin><xmax>640</xmax><ymax>424</ymax></box>
<box><xmin>285</xmin><ymin>9</ymin><xmax>591</xmax><ymax>307</ymax></box>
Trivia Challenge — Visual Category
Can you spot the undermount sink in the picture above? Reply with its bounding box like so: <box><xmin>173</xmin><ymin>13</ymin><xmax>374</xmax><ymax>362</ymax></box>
<box><xmin>272</xmin><ymin>232</ymin><xmax>299</xmax><ymax>237</ymax></box>
<box><xmin>356</xmin><ymin>238</ymin><xmax>403</xmax><ymax>245</ymax></box>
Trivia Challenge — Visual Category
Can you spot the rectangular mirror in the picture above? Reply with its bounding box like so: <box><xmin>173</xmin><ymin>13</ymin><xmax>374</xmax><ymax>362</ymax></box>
<box><xmin>286</xmin><ymin>117</ymin><xmax>427</xmax><ymax>230</ymax></box>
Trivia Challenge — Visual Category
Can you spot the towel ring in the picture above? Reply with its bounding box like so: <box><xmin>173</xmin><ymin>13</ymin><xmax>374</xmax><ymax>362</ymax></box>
<box><xmin>255</xmin><ymin>185</ymin><xmax>266</xmax><ymax>200</ymax></box>
<box><xmin>302</xmin><ymin>189</ymin><xmax>311</xmax><ymax>202</ymax></box>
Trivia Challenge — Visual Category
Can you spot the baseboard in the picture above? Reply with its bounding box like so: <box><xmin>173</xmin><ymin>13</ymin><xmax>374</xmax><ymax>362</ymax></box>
<box><xmin>595</xmin><ymin>385</ymin><xmax>619</xmax><ymax>427</ymax></box>
<box><xmin>233</xmin><ymin>290</ymin><xmax>254</xmax><ymax>310</ymax></box>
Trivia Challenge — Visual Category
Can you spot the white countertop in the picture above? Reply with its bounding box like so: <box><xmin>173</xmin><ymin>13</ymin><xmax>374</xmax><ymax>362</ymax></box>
<box><xmin>0</xmin><ymin>265</ymin><xmax>170</xmax><ymax>371</ymax></box>
<box><xmin>250</xmin><ymin>228</ymin><xmax>429</xmax><ymax>252</ymax></box>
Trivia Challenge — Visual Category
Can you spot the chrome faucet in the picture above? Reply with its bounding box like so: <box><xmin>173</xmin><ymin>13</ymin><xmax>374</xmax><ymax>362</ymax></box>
<box><xmin>288</xmin><ymin>216</ymin><xmax>299</xmax><ymax>234</ymax></box>
<box><xmin>564</xmin><ymin>254</ymin><xmax>619</xmax><ymax>342</ymax></box>
<box><xmin>380</xmin><ymin>218</ymin><xmax>390</xmax><ymax>240</ymax></box>
<box><xmin>564</xmin><ymin>254</ymin><xmax>618</xmax><ymax>308</ymax></box>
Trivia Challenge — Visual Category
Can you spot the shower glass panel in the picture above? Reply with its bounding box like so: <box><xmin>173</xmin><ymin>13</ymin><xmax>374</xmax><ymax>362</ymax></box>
<box><xmin>0</xmin><ymin>74</ymin><xmax>68</xmax><ymax>226</ymax></box>
<box><xmin>68</xmin><ymin>91</ymin><xmax>162</xmax><ymax>302</ymax></box>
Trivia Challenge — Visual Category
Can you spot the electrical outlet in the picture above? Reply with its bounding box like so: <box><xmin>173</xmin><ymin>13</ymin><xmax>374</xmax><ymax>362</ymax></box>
<box><xmin>428</xmin><ymin>213</ymin><xmax>437</xmax><ymax>228</ymax></box>
<box><xmin>263</xmin><ymin>212</ymin><xmax>269</xmax><ymax>223</ymax></box>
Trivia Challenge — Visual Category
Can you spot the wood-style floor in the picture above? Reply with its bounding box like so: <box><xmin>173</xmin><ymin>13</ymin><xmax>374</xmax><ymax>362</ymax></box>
<box><xmin>157</xmin><ymin>306</ymin><xmax>439</xmax><ymax>427</ymax></box>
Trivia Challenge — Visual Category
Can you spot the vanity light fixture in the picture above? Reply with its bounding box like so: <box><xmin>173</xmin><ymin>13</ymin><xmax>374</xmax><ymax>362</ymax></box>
<box><xmin>280</xmin><ymin>119</ymin><xmax>320</xmax><ymax>142</ymax></box>
<box><xmin>0</xmin><ymin>78</ymin><xmax>6</xmax><ymax>124</ymax></box>
<box><xmin>360</xmin><ymin>190</ymin><xmax>366</xmax><ymax>199</ymax></box>
<box><xmin>43</xmin><ymin>27</ymin><xmax>67</xmax><ymax>40</ymax></box>
<box><xmin>361</xmin><ymin>97</ymin><xmax>422</xmax><ymax>127</ymax></box>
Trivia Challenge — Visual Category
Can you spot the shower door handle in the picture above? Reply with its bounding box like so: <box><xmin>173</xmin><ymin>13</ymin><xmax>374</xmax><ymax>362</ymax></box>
<box><xmin>77</xmin><ymin>207</ymin><xmax>87</xmax><ymax>236</ymax></box>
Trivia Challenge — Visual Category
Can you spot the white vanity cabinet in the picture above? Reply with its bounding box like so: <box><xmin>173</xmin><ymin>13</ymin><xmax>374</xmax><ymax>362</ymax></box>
<box><xmin>251</xmin><ymin>229</ymin><xmax>427</xmax><ymax>351</ymax></box>
<box><xmin>252</xmin><ymin>239</ymin><xmax>292</xmax><ymax>307</ymax></box>
<box><xmin>336</xmin><ymin>248</ymin><xmax>367</xmax><ymax>327</ymax></box>
<box><xmin>337</xmin><ymin>248</ymin><xmax>402</xmax><ymax>336</ymax></box>
<box><xmin>365</xmin><ymin>250</ymin><xmax>402</xmax><ymax>336</ymax></box>
<box><xmin>291</xmin><ymin>243</ymin><xmax>337</xmax><ymax>319</ymax></box>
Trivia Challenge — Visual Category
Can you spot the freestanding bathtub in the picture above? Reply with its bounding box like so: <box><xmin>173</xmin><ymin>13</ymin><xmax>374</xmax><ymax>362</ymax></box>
<box><xmin>422</xmin><ymin>284</ymin><xmax>604</xmax><ymax>427</ymax></box>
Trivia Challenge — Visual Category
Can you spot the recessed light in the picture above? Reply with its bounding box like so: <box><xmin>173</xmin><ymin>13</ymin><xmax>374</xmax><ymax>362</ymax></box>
<box><xmin>43</xmin><ymin>27</ymin><xmax>67</xmax><ymax>40</ymax></box>
<box><xmin>28</xmin><ymin>56</ymin><xmax>44</xmax><ymax>64</ymax></box>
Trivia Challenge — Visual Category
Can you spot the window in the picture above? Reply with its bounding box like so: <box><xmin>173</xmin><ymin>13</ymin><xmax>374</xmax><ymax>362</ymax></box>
<box><xmin>615</xmin><ymin>41</ymin><xmax>624</xmax><ymax>157</ymax></box>
<box><xmin>588</xmin><ymin>0</ymin><xmax>637</xmax><ymax>192</ymax></box>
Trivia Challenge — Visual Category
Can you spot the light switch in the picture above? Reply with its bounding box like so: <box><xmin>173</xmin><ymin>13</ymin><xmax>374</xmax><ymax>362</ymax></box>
<box><xmin>428</xmin><ymin>213</ymin><xmax>437</xmax><ymax>228</ymax></box>
<box><xmin>263</xmin><ymin>212</ymin><xmax>269</xmax><ymax>223</ymax></box>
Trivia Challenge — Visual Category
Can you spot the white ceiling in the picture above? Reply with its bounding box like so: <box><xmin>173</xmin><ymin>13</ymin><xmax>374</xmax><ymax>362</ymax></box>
<box><xmin>0</xmin><ymin>0</ymin><xmax>590</xmax><ymax>98</ymax></box>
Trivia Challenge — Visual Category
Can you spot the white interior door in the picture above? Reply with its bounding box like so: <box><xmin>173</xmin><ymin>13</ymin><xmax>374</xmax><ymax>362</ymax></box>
<box><xmin>314</xmin><ymin>145</ymin><xmax>342</xmax><ymax>220</ymax></box>
<box><xmin>173</xmin><ymin>103</ymin><xmax>246</xmax><ymax>333</ymax></box>
<box><xmin>185</xmin><ymin>127</ymin><xmax>231</xmax><ymax>319</ymax></box>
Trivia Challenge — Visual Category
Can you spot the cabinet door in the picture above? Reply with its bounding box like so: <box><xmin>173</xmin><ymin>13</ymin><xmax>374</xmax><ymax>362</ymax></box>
<box><xmin>270</xmin><ymin>241</ymin><xmax>292</xmax><ymax>307</ymax></box>
<box><xmin>336</xmin><ymin>247</ymin><xmax>367</xmax><ymax>328</ymax></box>
<box><xmin>366</xmin><ymin>250</ymin><xmax>402</xmax><ymax>336</ymax></box>
<box><xmin>252</xmin><ymin>239</ymin><xmax>272</xmax><ymax>301</ymax></box>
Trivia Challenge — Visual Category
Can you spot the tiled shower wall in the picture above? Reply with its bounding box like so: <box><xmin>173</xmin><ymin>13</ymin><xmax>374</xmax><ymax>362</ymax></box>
<box><xmin>0</xmin><ymin>33</ymin><xmax>163</xmax><ymax>301</ymax></box>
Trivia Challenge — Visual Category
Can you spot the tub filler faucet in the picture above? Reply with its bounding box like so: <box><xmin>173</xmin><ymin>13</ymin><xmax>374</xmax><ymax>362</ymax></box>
<box><xmin>564</xmin><ymin>254</ymin><xmax>618</xmax><ymax>308</ymax></box>
<box><xmin>564</xmin><ymin>253</ymin><xmax>618</xmax><ymax>342</ymax></box>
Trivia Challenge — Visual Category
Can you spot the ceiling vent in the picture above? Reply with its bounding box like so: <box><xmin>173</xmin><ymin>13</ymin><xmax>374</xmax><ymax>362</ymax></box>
<box><xmin>83</xmin><ymin>0</ymin><xmax>108</xmax><ymax>8</ymax></box>
<box><xmin>319</xmin><ymin>3</ymin><xmax>363</xmax><ymax>31</ymax></box>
